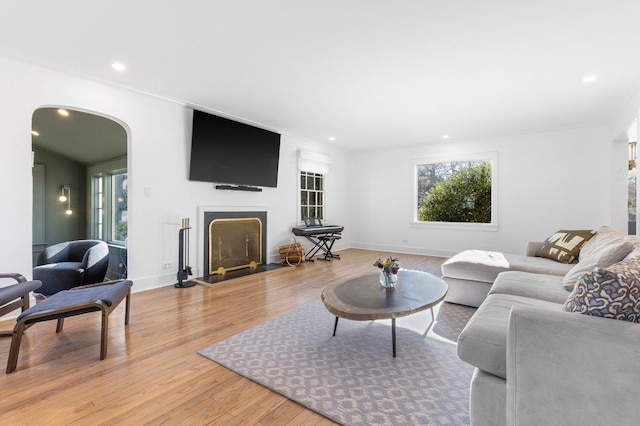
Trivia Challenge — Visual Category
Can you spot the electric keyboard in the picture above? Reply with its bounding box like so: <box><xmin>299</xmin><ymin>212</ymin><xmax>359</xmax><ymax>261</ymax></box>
<box><xmin>291</xmin><ymin>224</ymin><xmax>344</xmax><ymax>261</ymax></box>
<box><xmin>291</xmin><ymin>225</ymin><xmax>344</xmax><ymax>236</ymax></box>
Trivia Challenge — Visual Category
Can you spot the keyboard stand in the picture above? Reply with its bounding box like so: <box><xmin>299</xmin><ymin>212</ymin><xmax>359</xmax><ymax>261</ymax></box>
<box><xmin>317</xmin><ymin>235</ymin><xmax>341</xmax><ymax>261</ymax></box>
<box><xmin>302</xmin><ymin>233</ymin><xmax>342</xmax><ymax>261</ymax></box>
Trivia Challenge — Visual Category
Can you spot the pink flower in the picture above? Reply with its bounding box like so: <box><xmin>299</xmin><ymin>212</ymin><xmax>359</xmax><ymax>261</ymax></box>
<box><xmin>373</xmin><ymin>256</ymin><xmax>399</xmax><ymax>273</ymax></box>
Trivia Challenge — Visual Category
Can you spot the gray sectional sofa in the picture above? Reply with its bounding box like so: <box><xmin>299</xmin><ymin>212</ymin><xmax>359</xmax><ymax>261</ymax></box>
<box><xmin>441</xmin><ymin>245</ymin><xmax>574</xmax><ymax>308</ymax></box>
<box><xmin>444</xmin><ymin>226</ymin><xmax>640</xmax><ymax>425</ymax></box>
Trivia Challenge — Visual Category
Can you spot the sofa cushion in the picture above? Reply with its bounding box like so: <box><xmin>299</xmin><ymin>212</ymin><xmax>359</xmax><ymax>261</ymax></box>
<box><xmin>534</xmin><ymin>229</ymin><xmax>594</xmax><ymax>264</ymax></box>
<box><xmin>457</xmin><ymin>293</ymin><xmax>563</xmax><ymax>379</ymax></box>
<box><xmin>442</xmin><ymin>250</ymin><xmax>573</xmax><ymax>284</ymax></box>
<box><xmin>563</xmin><ymin>258</ymin><xmax>640</xmax><ymax>322</ymax></box>
<box><xmin>489</xmin><ymin>271</ymin><xmax>570</xmax><ymax>304</ymax></box>
<box><xmin>562</xmin><ymin>241</ymin><xmax>633</xmax><ymax>291</ymax></box>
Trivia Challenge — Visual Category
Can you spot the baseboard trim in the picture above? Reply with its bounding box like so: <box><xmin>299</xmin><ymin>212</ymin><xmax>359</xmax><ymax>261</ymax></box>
<box><xmin>350</xmin><ymin>243</ymin><xmax>456</xmax><ymax>258</ymax></box>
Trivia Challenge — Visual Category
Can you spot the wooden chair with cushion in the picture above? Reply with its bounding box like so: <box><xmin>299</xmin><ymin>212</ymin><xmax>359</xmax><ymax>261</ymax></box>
<box><xmin>6</xmin><ymin>279</ymin><xmax>132</xmax><ymax>373</ymax></box>
<box><xmin>0</xmin><ymin>273</ymin><xmax>42</xmax><ymax>336</ymax></box>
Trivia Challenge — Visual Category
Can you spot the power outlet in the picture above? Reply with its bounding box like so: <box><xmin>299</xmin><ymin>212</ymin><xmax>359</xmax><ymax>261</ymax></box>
<box><xmin>162</xmin><ymin>261</ymin><xmax>172</xmax><ymax>269</ymax></box>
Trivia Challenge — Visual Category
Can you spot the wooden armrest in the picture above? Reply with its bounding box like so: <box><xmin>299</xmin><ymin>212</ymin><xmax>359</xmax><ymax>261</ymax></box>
<box><xmin>0</xmin><ymin>273</ymin><xmax>27</xmax><ymax>283</ymax></box>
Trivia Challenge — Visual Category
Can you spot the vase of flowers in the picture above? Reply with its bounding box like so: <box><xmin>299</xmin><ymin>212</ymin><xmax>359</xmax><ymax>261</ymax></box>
<box><xmin>373</xmin><ymin>257</ymin><xmax>399</xmax><ymax>288</ymax></box>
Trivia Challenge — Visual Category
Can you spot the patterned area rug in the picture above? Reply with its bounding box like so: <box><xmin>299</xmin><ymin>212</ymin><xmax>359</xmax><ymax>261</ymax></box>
<box><xmin>199</xmin><ymin>301</ymin><xmax>476</xmax><ymax>425</ymax></box>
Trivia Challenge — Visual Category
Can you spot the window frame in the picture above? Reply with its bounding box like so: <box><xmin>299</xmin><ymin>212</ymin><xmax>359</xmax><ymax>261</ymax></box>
<box><xmin>298</xmin><ymin>170</ymin><xmax>326</xmax><ymax>223</ymax></box>
<box><xmin>109</xmin><ymin>171</ymin><xmax>128</xmax><ymax>243</ymax></box>
<box><xmin>87</xmin><ymin>157</ymin><xmax>127</xmax><ymax>246</ymax></box>
<box><xmin>411</xmin><ymin>151</ymin><xmax>499</xmax><ymax>231</ymax></box>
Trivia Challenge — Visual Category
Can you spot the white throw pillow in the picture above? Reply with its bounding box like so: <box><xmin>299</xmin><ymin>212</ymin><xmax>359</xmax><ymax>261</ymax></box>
<box><xmin>623</xmin><ymin>244</ymin><xmax>640</xmax><ymax>261</ymax></box>
<box><xmin>563</xmin><ymin>241</ymin><xmax>633</xmax><ymax>291</ymax></box>
<box><xmin>578</xmin><ymin>226</ymin><xmax>625</xmax><ymax>261</ymax></box>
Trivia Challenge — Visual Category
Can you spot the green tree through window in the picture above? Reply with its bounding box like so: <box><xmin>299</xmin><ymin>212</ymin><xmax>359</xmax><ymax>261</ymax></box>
<box><xmin>113</xmin><ymin>172</ymin><xmax>128</xmax><ymax>241</ymax></box>
<box><xmin>417</xmin><ymin>161</ymin><xmax>492</xmax><ymax>223</ymax></box>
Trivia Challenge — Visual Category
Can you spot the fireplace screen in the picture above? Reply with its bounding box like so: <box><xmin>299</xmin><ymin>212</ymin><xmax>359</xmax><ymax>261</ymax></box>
<box><xmin>208</xmin><ymin>217</ymin><xmax>263</xmax><ymax>275</ymax></box>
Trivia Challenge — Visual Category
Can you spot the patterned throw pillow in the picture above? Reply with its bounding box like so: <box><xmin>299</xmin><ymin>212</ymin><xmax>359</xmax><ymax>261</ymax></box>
<box><xmin>535</xmin><ymin>230</ymin><xmax>594</xmax><ymax>264</ymax></box>
<box><xmin>563</xmin><ymin>258</ymin><xmax>640</xmax><ymax>323</ymax></box>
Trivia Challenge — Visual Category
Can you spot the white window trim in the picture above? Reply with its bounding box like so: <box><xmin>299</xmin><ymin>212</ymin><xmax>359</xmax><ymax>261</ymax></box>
<box><xmin>297</xmin><ymin>170</ymin><xmax>327</xmax><ymax>224</ymax></box>
<box><xmin>297</xmin><ymin>149</ymin><xmax>331</xmax><ymax>175</ymax></box>
<box><xmin>296</xmin><ymin>149</ymin><xmax>332</xmax><ymax>224</ymax></box>
<box><xmin>86</xmin><ymin>157</ymin><xmax>127</xmax><ymax>244</ymax></box>
<box><xmin>411</xmin><ymin>151</ymin><xmax>499</xmax><ymax>232</ymax></box>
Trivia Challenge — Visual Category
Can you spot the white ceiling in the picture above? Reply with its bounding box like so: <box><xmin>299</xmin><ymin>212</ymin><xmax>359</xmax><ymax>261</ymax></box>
<box><xmin>3</xmin><ymin>1</ymin><xmax>640</xmax><ymax>151</ymax></box>
<box><xmin>32</xmin><ymin>108</ymin><xmax>127</xmax><ymax>165</ymax></box>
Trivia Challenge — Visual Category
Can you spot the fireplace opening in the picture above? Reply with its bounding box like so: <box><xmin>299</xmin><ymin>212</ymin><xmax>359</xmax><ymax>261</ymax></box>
<box><xmin>196</xmin><ymin>211</ymin><xmax>284</xmax><ymax>285</ymax></box>
<box><xmin>208</xmin><ymin>217</ymin><xmax>262</xmax><ymax>275</ymax></box>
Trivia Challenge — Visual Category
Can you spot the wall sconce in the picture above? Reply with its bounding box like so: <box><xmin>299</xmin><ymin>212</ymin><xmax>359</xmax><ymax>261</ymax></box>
<box><xmin>59</xmin><ymin>185</ymin><xmax>72</xmax><ymax>215</ymax></box>
<box><xmin>629</xmin><ymin>141</ymin><xmax>637</xmax><ymax>171</ymax></box>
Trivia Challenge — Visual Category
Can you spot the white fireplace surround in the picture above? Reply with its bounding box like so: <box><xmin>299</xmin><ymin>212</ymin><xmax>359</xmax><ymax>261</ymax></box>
<box><xmin>197</xmin><ymin>205</ymin><xmax>271</xmax><ymax>278</ymax></box>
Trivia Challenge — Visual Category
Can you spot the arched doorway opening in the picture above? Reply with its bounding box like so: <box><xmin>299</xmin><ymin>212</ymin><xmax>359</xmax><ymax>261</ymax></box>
<box><xmin>31</xmin><ymin>107</ymin><xmax>128</xmax><ymax>279</ymax></box>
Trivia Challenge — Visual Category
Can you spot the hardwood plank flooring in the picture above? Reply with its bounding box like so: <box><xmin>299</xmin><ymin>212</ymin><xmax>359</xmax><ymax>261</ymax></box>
<box><xmin>0</xmin><ymin>249</ymin><xmax>446</xmax><ymax>425</ymax></box>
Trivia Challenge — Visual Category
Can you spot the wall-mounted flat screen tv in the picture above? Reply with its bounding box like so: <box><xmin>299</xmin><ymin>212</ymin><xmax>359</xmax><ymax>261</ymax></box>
<box><xmin>189</xmin><ymin>109</ymin><xmax>281</xmax><ymax>188</ymax></box>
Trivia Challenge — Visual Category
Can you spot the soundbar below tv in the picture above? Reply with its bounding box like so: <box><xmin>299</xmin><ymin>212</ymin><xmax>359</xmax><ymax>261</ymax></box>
<box><xmin>189</xmin><ymin>109</ymin><xmax>281</xmax><ymax>188</ymax></box>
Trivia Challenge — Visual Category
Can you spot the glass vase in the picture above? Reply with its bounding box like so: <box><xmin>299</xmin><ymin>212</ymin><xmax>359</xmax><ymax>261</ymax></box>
<box><xmin>379</xmin><ymin>270</ymin><xmax>398</xmax><ymax>288</ymax></box>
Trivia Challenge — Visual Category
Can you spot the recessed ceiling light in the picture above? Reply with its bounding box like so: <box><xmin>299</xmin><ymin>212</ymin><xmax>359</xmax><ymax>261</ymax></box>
<box><xmin>57</xmin><ymin>108</ymin><xmax>69</xmax><ymax>117</ymax></box>
<box><xmin>112</xmin><ymin>62</ymin><xmax>126</xmax><ymax>72</ymax></box>
<box><xmin>329</xmin><ymin>136</ymin><xmax>336</xmax><ymax>141</ymax></box>
<box><xmin>582</xmin><ymin>75</ymin><xmax>597</xmax><ymax>83</ymax></box>
<box><xmin>442</xmin><ymin>134</ymin><xmax>450</xmax><ymax>139</ymax></box>
<box><xmin>31</xmin><ymin>130</ymin><xmax>40</xmax><ymax>137</ymax></box>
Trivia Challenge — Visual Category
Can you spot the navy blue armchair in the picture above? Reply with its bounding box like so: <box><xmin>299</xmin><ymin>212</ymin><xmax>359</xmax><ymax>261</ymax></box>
<box><xmin>33</xmin><ymin>240</ymin><xmax>110</xmax><ymax>295</ymax></box>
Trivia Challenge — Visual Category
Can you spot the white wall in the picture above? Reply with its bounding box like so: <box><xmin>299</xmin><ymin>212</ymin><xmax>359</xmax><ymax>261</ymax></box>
<box><xmin>2</xmin><ymin>54</ymin><xmax>638</xmax><ymax>295</ymax></box>
<box><xmin>0</xmin><ymin>56</ymin><xmax>351</xmax><ymax>292</ymax></box>
<box><xmin>349</xmin><ymin>126</ymin><xmax>616</xmax><ymax>257</ymax></box>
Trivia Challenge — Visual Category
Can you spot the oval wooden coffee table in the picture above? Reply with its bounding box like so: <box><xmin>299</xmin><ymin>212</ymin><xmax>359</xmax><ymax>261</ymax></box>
<box><xmin>321</xmin><ymin>269</ymin><xmax>448</xmax><ymax>357</ymax></box>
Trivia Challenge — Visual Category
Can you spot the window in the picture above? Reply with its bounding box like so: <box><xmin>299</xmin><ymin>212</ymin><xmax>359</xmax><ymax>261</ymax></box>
<box><xmin>297</xmin><ymin>149</ymin><xmax>331</xmax><ymax>222</ymax></box>
<box><xmin>111</xmin><ymin>172</ymin><xmax>128</xmax><ymax>242</ymax></box>
<box><xmin>300</xmin><ymin>171</ymin><xmax>325</xmax><ymax>220</ymax></box>
<box><xmin>413</xmin><ymin>152</ymin><xmax>498</xmax><ymax>230</ymax></box>
<box><xmin>629</xmin><ymin>172</ymin><xmax>636</xmax><ymax>235</ymax></box>
<box><xmin>629</xmin><ymin>140</ymin><xmax>637</xmax><ymax>235</ymax></box>
<box><xmin>91</xmin><ymin>168</ymin><xmax>127</xmax><ymax>244</ymax></box>
<box><xmin>95</xmin><ymin>176</ymin><xmax>103</xmax><ymax>238</ymax></box>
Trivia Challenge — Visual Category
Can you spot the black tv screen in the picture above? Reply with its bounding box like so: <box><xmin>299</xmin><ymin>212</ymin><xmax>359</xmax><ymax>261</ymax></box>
<box><xmin>189</xmin><ymin>110</ymin><xmax>281</xmax><ymax>188</ymax></box>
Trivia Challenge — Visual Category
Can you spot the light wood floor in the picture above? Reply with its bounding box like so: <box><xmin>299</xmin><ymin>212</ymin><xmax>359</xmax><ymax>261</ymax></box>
<box><xmin>0</xmin><ymin>249</ymin><xmax>446</xmax><ymax>425</ymax></box>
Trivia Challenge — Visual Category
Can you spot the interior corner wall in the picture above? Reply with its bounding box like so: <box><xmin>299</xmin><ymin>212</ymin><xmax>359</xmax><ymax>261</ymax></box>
<box><xmin>348</xmin><ymin>126</ymin><xmax>613</xmax><ymax>257</ymax></box>
<box><xmin>0</xmin><ymin>55</ymin><xmax>351</xmax><ymax>291</ymax></box>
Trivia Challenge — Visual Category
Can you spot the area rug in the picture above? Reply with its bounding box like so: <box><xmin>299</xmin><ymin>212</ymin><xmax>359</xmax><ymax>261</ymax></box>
<box><xmin>199</xmin><ymin>301</ymin><xmax>476</xmax><ymax>425</ymax></box>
